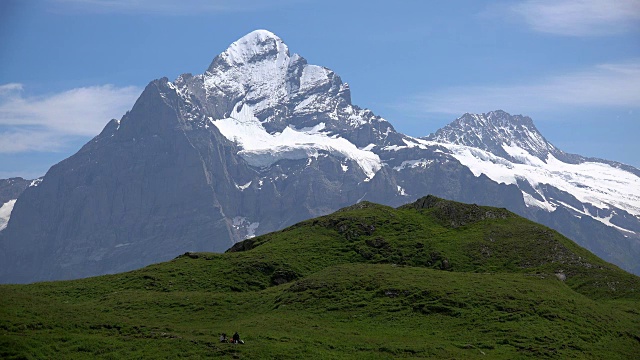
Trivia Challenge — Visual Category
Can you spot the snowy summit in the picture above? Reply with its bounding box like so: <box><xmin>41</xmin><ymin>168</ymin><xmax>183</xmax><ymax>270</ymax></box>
<box><xmin>170</xmin><ymin>30</ymin><xmax>399</xmax><ymax>181</ymax></box>
<box><xmin>213</xmin><ymin>29</ymin><xmax>289</xmax><ymax>67</ymax></box>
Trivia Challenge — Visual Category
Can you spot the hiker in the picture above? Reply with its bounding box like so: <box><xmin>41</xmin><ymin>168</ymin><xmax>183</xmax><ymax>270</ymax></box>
<box><xmin>232</xmin><ymin>331</ymin><xmax>244</xmax><ymax>344</ymax></box>
<box><xmin>219</xmin><ymin>333</ymin><xmax>228</xmax><ymax>343</ymax></box>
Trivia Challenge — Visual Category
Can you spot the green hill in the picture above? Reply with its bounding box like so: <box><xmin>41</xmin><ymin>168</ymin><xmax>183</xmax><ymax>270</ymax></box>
<box><xmin>1</xmin><ymin>195</ymin><xmax>639</xmax><ymax>359</ymax></box>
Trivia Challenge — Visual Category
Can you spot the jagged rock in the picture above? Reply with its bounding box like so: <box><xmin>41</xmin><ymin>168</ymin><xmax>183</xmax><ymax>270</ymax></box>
<box><xmin>404</xmin><ymin>195</ymin><xmax>512</xmax><ymax>228</ymax></box>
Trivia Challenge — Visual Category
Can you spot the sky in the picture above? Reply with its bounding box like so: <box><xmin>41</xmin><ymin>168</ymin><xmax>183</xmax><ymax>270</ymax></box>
<box><xmin>1</xmin><ymin>0</ymin><xmax>639</xmax><ymax>179</ymax></box>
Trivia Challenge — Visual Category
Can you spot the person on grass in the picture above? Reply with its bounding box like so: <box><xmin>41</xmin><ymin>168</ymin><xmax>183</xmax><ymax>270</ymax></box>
<box><xmin>232</xmin><ymin>331</ymin><xmax>244</xmax><ymax>344</ymax></box>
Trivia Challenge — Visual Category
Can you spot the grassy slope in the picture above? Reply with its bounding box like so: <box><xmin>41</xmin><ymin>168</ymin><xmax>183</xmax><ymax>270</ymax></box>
<box><xmin>1</xmin><ymin>196</ymin><xmax>639</xmax><ymax>359</ymax></box>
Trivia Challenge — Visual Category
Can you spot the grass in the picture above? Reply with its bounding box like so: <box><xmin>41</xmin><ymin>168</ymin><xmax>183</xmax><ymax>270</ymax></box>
<box><xmin>1</xmin><ymin>196</ymin><xmax>639</xmax><ymax>359</ymax></box>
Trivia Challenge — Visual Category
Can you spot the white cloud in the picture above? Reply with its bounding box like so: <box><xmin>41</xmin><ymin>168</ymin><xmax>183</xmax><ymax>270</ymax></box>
<box><xmin>508</xmin><ymin>0</ymin><xmax>640</xmax><ymax>36</ymax></box>
<box><xmin>0</xmin><ymin>83</ymin><xmax>23</xmax><ymax>95</ymax></box>
<box><xmin>0</xmin><ymin>130</ymin><xmax>67</xmax><ymax>153</ymax></box>
<box><xmin>0</xmin><ymin>84</ymin><xmax>140</xmax><ymax>153</ymax></box>
<box><xmin>403</xmin><ymin>61</ymin><xmax>640</xmax><ymax>116</ymax></box>
<box><xmin>48</xmin><ymin>0</ymin><xmax>304</xmax><ymax>15</ymax></box>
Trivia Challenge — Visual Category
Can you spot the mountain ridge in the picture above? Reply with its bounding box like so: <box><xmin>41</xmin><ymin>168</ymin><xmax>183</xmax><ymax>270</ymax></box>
<box><xmin>427</xmin><ymin>109</ymin><xmax>640</xmax><ymax>177</ymax></box>
<box><xmin>426</xmin><ymin>110</ymin><xmax>559</xmax><ymax>161</ymax></box>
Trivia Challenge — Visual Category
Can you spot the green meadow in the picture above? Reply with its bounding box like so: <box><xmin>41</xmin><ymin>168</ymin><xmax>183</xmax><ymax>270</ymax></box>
<box><xmin>2</xmin><ymin>196</ymin><xmax>639</xmax><ymax>359</ymax></box>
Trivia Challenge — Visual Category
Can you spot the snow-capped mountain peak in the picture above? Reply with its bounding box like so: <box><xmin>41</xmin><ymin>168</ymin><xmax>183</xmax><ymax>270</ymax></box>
<box><xmin>211</xmin><ymin>29</ymin><xmax>289</xmax><ymax>68</ymax></box>
<box><xmin>166</xmin><ymin>30</ymin><xmax>403</xmax><ymax>180</ymax></box>
<box><xmin>202</xmin><ymin>30</ymin><xmax>297</xmax><ymax>115</ymax></box>
<box><xmin>198</xmin><ymin>30</ymin><xmax>351</xmax><ymax>122</ymax></box>
<box><xmin>427</xmin><ymin>110</ymin><xmax>557</xmax><ymax>163</ymax></box>
<box><xmin>422</xmin><ymin>110</ymin><xmax>640</xmax><ymax>238</ymax></box>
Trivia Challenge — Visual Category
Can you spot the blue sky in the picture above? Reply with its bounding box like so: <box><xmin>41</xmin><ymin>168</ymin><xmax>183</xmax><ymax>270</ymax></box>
<box><xmin>1</xmin><ymin>0</ymin><xmax>639</xmax><ymax>179</ymax></box>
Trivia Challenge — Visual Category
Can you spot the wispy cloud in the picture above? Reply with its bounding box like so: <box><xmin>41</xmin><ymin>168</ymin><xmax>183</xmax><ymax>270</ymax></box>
<box><xmin>506</xmin><ymin>0</ymin><xmax>640</xmax><ymax>36</ymax></box>
<box><xmin>47</xmin><ymin>0</ymin><xmax>304</xmax><ymax>15</ymax></box>
<box><xmin>401</xmin><ymin>61</ymin><xmax>640</xmax><ymax>116</ymax></box>
<box><xmin>0</xmin><ymin>83</ymin><xmax>140</xmax><ymax>153</ymax></box>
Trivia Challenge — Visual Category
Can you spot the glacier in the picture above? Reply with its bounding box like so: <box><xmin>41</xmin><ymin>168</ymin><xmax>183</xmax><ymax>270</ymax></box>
<box><xmin>211</xmin><ymin>102</ymin><xmax>382</xmax><ymax>180</ymax></box>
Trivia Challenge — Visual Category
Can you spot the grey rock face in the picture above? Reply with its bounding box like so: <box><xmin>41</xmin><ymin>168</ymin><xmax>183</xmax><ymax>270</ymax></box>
<box><xmin>0</xmin><ymin>80</ymin><xmax>237</xmax><ymax>282</ymax></box>
<box><xmin>1</xmin><ymin>30</ymin><xmax>638</xmax><ymax>283</ymax></box>
<box><xmin>0</xmin><ymin>178</ymin><xmax>31</xmax><ymax>204</ymax></box>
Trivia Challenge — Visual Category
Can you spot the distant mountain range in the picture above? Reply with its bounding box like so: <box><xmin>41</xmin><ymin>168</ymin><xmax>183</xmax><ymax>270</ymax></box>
<box><xmin>1</xmin><ymin>30</ymin><xmax>638</xmax><ymax>283</ymax></box>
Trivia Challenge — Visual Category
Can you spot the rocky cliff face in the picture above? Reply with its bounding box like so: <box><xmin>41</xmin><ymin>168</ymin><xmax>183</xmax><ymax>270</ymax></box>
<box><xmin>1</xmin><ymin>30</ymin><xmax>638</xmax><ymax>283</ymax></box>
<box><xmin>0</xmin><ymin>178</ymin><xmax>31</xmax><ymax>204</ymax></box>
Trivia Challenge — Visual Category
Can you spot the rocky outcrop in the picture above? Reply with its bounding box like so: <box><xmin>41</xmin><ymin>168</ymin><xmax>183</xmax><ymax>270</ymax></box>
<box><xmin>402</xmin><ymin>195</ymin><xmax>513</xmax><ymax>228</ymax></box>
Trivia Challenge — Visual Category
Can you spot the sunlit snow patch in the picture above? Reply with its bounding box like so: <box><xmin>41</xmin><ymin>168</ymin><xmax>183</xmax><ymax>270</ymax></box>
<box><xmin>393</xmin><ymin>159</ymin><xmax>435</xmax><ymax>171</ymax></box>
<box><xmin>211</xmin><ymin>102</ymin><xmax>381</xmax><ymax>180</ymax></box>
<box><xmin>232</xmin><ymin>216</ymin><xmax>260</xmax><ymax>239</ymax></box>
<box><xmin>236</xmin><ymin>181</ymin><xmax>252</xmax><ymax>191</ymax></box>
<box><xmin>411</xmin><ymin>138</ymin><xmax>640</xmax><ymax>222</ymax></box>
<box><xmin>0</xmin><ymin>199</ymin><xmax>17</xmax><ymax>231</ymax></box>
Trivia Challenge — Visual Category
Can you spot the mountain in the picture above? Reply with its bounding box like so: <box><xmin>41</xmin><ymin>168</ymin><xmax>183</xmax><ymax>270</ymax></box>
<box><xmin>423</xmin><ymin>110</ymin><xmax>640</xmax><ymax>273</ymax></box>
<box><xmin>427</xmin><ymin>111</ymin><xmax>566</xmax><ymax>162</ymax></box>
<box><xmin>2</xmin><ymin>197</ymin><xmax>639</xmax><ymax>358</ymax></box>
<box><xmin>429</xmin><ymin>110</ymin><xmax>640</xmax><ymax>175</ymax></box>
<box><xmin>1</xmin><ymin>30</ymin><xmax>638</xmax><ymax>283</ymax></box>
